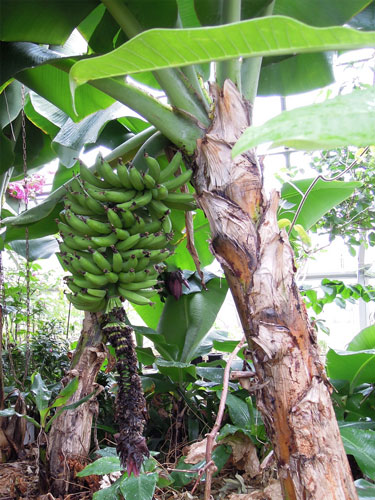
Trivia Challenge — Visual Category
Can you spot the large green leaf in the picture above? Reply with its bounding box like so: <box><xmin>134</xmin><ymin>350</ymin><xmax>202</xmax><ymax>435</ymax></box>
<box><xmin>233</xmin><ymin>87</ymin><xmax>375</xmax><ymax>156</ymax></box>
<box><xmin>77</xmin><ymin>457</ymin><xmax>122</xmax><ymax>477</ymax></box>
<box><xmin>355</xmin><ymin>479</ymin><xmax>375</xmax><ymax>499</ymax></box>
<box><xmin>279</xmin><ymin>178</ymin><xmax>362</xmax><ymax>230</ymax></box>
<box><xmin>348</xmin><ymin>326</ymin><xmax>375</xmax><ymax>351</ymax></box>
<box><xmin>341</xmin><ymin>428</ymin><xmax>375</xmax><ymax>480</ymax></box>
<box><xmin>157</xmin><ymin>275</ymin><xmax>228</xmax><ymax>362</ymax></box>
<box><xmin>18</xmin><ymin>58</ymin><xmax>115</xmax><ymax>122</ymax></box>
<box><xmin>4</xmin><ymin>203</ymin><xmax>61</xmax><ymax>242</ymax></box>
<box><xmin>326</xmin><ymin>349</ymin><xmax>375</xmax><ymax>389</ymax></box>
<box><xmin>8</xmin><ymin>236</ymin><xmax>59</xmax><ymax>261</ymax></box>
<box><xmin>224</xmin><ymin>393</ymin><xmax>252</xmax><ymax>429</ymax></box>
<box><xmin>274</xmin><ymin>0</ymin><xmax>372</xmax><ymax>27</ymax></box>
<box><xmin>70</xmin><ymin>17</ymin><xmax>375</xmax><ymax>86</ymax></box>
<box><xmin>257</xmin><ymin>52</ymin><xmax>333</xmax><ymax>96</ymax></box>
<box><xmin>0</xmin><ymin>0</ymin><xmax>98</xmax><ymax>44</ymax></box>
<box><xmin>155</xmin><ymin>359</ymin><xmax>197</xmax><ymax>383</ymax></box>
<box><xmin>0</xmin><ymin>80</ymin><xmax>22</xmax><ymax>129</ymax></box>
<box><xmin>52</xmin><ymin>102</ymin><xmax>126</xmax><ymax>167</ymax></box>
<box><xmin>31</xmin><ymin>372</ymin><xmax>51</xmax><ymax>413</ymax></box>
<box><xmin>119</xmin><ymin>473</ymin><xmax>157</xmax><ymax>500</ymax></box>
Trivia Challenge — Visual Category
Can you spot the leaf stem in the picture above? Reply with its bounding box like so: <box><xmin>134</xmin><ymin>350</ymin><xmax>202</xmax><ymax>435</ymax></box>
<box><xmin>101</xmin><ymin>0</ymin><xmax>209</xmax><ymax>126</ymax></box>
<box><xmin>90</xmin><ymin>78</ymin><xmax>202</xmax><ymax>153</ymax></box>
<box><xmin>241</xmin><ymin>0</ymin><xmax>275</xmax><ymax>112</ymax></box>
<box><xmin>216</xmin><ymin>0</ymin><xmax>242</xmax><ymax>90</ymax></box>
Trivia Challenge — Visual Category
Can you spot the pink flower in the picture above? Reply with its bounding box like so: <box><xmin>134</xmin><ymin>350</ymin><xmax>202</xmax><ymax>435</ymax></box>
<box><xmin>7</xmin><ymin>174</ymin><xmax>46</xmax><ymax>202</ymax></box>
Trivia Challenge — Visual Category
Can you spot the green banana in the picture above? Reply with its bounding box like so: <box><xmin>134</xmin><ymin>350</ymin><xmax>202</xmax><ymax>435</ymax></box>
<box><xmin>134</xmin><ymin>233</ymin><xmax>156</xmax><ymax>249</ymax></box>
<box><xmin>161</xmin><ymin>214</ymin><xmax>172</xmax><ymax>233</ymax></box>
<box><xmin>163</xmin><ymin>199</ymin><xmax>197</xmax><ymax>211</ymax></box>
<box><xmin>67</xmin><ymin>293</ymin><xmax>105</xmax><ymax>312</ymax></box>
<box><xmin>117</xmin><ymin>286</ymin><xmax>154</xmax><ymax>306</ymax></box>
<box><xmin>77</xmin><ymin>255</ymin><xmax>103</xmax><ymax>275</ymax></box>
<box><xmin>128</xmin><ymin>165</ymin><xmax>145</xmax><ymax>191</ymax></box>
<box><xmin>87</xmin><ymin>288</ymin><xmax>107</xmax><ymax>298</ymax></box>
<box><xmin>151</xmin><ymin>184</ymin><xmax>169</xmax><ymax>200</ymax></box>
<box><xmin>84</xmin><ymin>272</ymin><xmax>109</xmax><ymax>287</ymax></box>
<box><xmin>149</xmin><ymin>199</ymin><xmax>170</xmax><ymax>217</ymax></box>
<box><xmin>106</xmin><ymin>207</ymin><xmax>123</xmax><ymax>228</ymax></box>
<box><xmin>72</xmin><ymin>235</ymin><xmax>93</xmax><ymax>251</ymax></box>
<box><xmin>66</xmin><ymin>281</ymin><xmax>82</xmax><ymax>294</ymax></box>
<box><xmin>71</xmin><ymin>275</ymin><xmax>96</xmax><ymax>289</ymax></box>
<box><xmin>163</xmin><ymin>169</ymin><xmax>193</xmax><ymax>192</ymax></box>
<box><xmin>142</xmin><ymin>220</ymin><xmax>162</xmax><ymax>235</ymax></box>
<box><xmin>118</xmin><ymin>248</ymin><xmax>145</xmax><ymax>260</ymax></box>
<box><xmin>159</xmin><ymin>151</ymin><xmax>182</xmax><ymax>182</ymax></box>
<box><xmin>112</xmin><ymin>249</ymin><xmax>123</xmax><ymax>273</ymax></box>
<box><xmin>62</xmin><ymin>235</ymin><xmax>86</xmax><ymax>252</ymax></box>
<box><xmin>165</xmin><ymin>192</ymin><xmax>196</xmax><ymax>204</ymax></box>
<box><xmin>105</xmin><ymin>271</ymin><xmax>119</xmax><ymax>283</ymax></box>
<box><xmin>149</xmin><ymin>248</ymin><xmax>172</xmax><ymax>264</ymax></box>
<box><xmin>117</xmin><ymin>190</ymin><xmax>152</xmax><ymax>211</ymax></box>
<box><xmin>65</xmin><ymin>188</ymin><xmax>87</xmax><ymax>208</ymax></box>
<box><xmin>90</xmin><ymin>233</ymin><xmax>118</xmax><ymax>248</ymax></box>
<box><xmin>119</xmin><ymin>270</ymin><xmax>136</xmax><ymax>284</ymax></box>
<box><xmin>97</xmin><ymin>158</ymin><xmax>123</xmax><ymax>188</ymax></box>
<box><xmin>86</xmin><ymin>185</ymin><xmax>136</xmax><ymax>204</ymax></box>
<box><xmin>65</xmin><ymin>200</ymin><xmax>94</xmax><ymax>216</ymax></box>
<box><xmin>119</xmin><ymin>209</ymin><xmax>136</xmax><ymax>228</ymax></box>
<box><xmin>133</xmin><ymin>267</ymin><xmax>158</xmax><ymax>282</ymax></box>
<box><xmin>117</xmin><ymin>160</ymin><xmax>133</xmax><ymax>189</ymax></box>
<box><xmin>146</xmin><ymin>233</ymin><xmax>168</xmax><ymax>250</ymax></box>
<box><xmin>65</xmin><ymin>208</ymin><xmax>97</xmax><ymax>236</ymax></box>
<box><xmin>144</xmin><ymin>154</ymin><xmax>160</xmax><ymax>182</ymax></box>
<box><xmin>116</xmin><ymin>233</ymin><xmax>141</xmax><ymax>252</ymax></box>
<box><xmin>85</xmin><ymin>218</ymin><xmax>112</xmax><ymax>235</ymax></box>
<box><xmin>120</xmin><ymin>279</ymin><xmax>159</xmax><ymax>291</ymax></box>
<box><xmin>79</xmin><ymin>162</ymin><xmax>111</xmax><ymax>188</ymax></box>
<box><xmin>114</xmin><ymin>228</ymin><xmax>130</xmax><ymax>240</ymax></box>
<box><xmin>84</xmin><ymin>195</ymin><xmax>107</xmax><ymax>215</ymax></box>
<box><xmin>121</xmin><ymin>255</ymin><xmax>138</xmax><ymax>272</ymax></box>
<box><xmin>134</xmin><ymin>256</ymin><xmax>150</xmax><ymax>271</ymax></box>
<box><xmin>129</xmin><ymin>215</ymin><xmax>146</xmax><ymax>235</ymax></box>
<box><xmin>92</xmin><ymin>250</ymin><xmax>112</xmax><ymax>271</ymax></box>
<box><xmin>142</xmin><ymin>172</ymin><xmax>156</xmax><ymax>189</ymax></box>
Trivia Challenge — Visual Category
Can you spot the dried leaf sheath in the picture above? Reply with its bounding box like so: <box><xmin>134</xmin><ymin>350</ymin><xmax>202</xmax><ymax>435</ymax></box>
<box><xmin>101</xmin><ymin>308</ymin><xmax>149</xmax><ymax>476</ymax></box>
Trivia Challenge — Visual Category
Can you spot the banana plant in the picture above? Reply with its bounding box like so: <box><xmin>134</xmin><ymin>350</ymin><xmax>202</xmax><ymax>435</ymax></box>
<box><xmin>2</xmin><ymin>0</ymin><xmax>375</xmax><ymax>498</ymax></box>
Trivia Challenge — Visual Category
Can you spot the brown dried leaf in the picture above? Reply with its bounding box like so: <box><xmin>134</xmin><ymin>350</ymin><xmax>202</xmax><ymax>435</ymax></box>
<box><xmin>228</xmin><ymin>480</ymin><xmax>282</xmax><ymax>500</ymax></box>
<box><xmin>184</xmin><ymin>437</ymin><xmax>217</xmax><ymax>465</ymax></box>
<box><xmin>222</xmin><ymin>434</ymin><xmax>260</xmax><ymax>478</ymax></box>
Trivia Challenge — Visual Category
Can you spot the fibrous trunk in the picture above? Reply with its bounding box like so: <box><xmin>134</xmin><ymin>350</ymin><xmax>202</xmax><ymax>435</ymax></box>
<box><xmin>48</xmin><ymin>312</ymin><xmax>106</xmax><ymax>497</ymax></box>
<box><xmin>195</xmin><ymin>80</ymin><xmax>357</xmax><ymax>500</ymax></box>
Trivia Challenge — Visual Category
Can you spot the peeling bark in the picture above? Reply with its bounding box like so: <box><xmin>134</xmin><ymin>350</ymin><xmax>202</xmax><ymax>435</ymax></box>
<box><xmin>195</xmin><ymin>80</ymin><xmax>357</xmax><ymax>500</ymax></box>
<box><xmin>48</xmin><ymin>312</ymin><xmax>106</xmax><ymax>497</ymax></box>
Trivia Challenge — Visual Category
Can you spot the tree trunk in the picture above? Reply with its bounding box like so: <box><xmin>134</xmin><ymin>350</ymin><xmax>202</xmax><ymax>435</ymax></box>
<box><xmin>48</xmin><ymin>312</ymin><xmax>106</xmax><ymax>497</ymax></box>
<box><xmin>195</xmin><ymin>80</ymin><xmax>357</xmax><ymax>500</ymax></box>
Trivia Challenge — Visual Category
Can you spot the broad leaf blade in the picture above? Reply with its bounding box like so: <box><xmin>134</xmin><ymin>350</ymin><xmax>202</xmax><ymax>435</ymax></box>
<box><xmin>157</xmin><ymin>275</ymin><xmax>228</xmax><ymax>362</ymax></box>
<box><xmin>233</xmin><ymin>87</ymin><xmax>375</xmax><ymax>155</ymax></box>
<box><xmin>70</xmin><ymin>17</ymin><xmax>375</xmax><ymax>86</ymax></box>
<box><xmin>77</xmin><ymin>457</ymin><xmax>122</xmax><ymax>477</ymax></box>
<box><xmin>326</xmin><ymin>349</ymin><xmax>375</xmax><ymax>387</ymax></box>
<box><xmin>341</xmin><ymin>428</ymin><xmax>375</xmax><ymax>480</ymax></box>
<box><xmin>279</xmin><ymin>178</ymin><xmax>362</xmax><ymax>230</ymax></box>
<box><xmin>348</xmin><ymin>326</ymin><xmax>375</xmax><ymax>351</ymax></box>
<box><xmin>31</xmin><ymin>373</ymin><xmax>51</xmax><ymax>412</ymax></box>
<box><xmin>119</xmin><ymin>473</ymin><xmax>158</xmax><ymax>500</ymax></box>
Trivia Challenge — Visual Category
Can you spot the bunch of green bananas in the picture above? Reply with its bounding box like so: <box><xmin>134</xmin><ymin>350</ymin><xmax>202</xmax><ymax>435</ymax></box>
<box><xmin>56</xmin><ymin>152</ymin><xmax>195</xmax><ymax>312</ymax></box>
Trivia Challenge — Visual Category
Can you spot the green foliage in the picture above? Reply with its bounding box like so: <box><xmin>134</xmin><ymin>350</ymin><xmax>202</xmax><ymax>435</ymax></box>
<box><xmin>233</xmin><ymin>87</ymin><xmax>375</xmax><ymax>156</ymax></box>
<box><xmin>327</xmin><ymin>326</ymin><xmax>375</xmax><ymax>482</ymax></box>
<box><xmin>301</xmin><ymin>279</ymin><xmax>375</xmax><ymax>315</ymax></box>
<box><xmin>69</xmin><ymin>17</ymin><xmax>375</xmax><ymax>86</ymax></box>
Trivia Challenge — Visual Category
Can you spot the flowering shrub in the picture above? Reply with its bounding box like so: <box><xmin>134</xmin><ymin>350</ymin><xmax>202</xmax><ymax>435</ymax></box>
<box><xmin>8</xmin><ymin>174</ymin><xmax>45</xmax><ymax>202</ymax></box>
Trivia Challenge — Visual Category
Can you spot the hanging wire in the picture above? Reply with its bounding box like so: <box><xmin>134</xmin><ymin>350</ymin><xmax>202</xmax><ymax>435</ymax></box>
<box><xmin>20</xmin><ymin>85</ymin><xmax>32</xmax><ymax>387</ymax></box>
